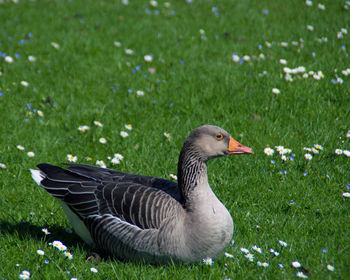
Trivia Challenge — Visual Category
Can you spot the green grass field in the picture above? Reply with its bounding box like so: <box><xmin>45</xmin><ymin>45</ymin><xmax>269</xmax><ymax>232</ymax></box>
<box><xmin>1</xmin><ymin>0</ymin><xmax>350</xmax><ymax>279</ymax></box>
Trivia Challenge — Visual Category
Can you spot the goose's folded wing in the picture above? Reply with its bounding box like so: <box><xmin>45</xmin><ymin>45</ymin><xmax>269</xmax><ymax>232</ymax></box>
<box><xmin>64</xmin><ymin>163</ymin><xmax>182</xmax><ymax>202</ymax></box>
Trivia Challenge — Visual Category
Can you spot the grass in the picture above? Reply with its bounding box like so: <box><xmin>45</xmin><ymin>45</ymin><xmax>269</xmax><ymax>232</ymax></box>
<box><xmin>0</xmin><ymin>0</ymin><xmax>349</xmax><ymax>279</ymax></box>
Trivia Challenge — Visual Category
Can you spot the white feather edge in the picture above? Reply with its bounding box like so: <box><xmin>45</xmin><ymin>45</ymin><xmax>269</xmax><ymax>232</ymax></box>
<box><xmin>30</xmin><ymin>168</ymin><xmax>94</xmax><ymax>246</ymax></box>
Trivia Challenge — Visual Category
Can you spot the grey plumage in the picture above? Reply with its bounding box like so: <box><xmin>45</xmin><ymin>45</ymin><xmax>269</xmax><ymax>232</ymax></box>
<box><xmin>30</xmin><ymin>125</ymin><xmax>253</xmax><ymax>263</ymax></box>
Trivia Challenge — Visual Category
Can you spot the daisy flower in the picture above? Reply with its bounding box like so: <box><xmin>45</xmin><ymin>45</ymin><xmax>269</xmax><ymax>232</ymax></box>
<box><xmin>114</xmin><ymin>41</ymin><xmax>121</xmax><ymax>47</ymax></box>
<box><xmin>257</xmin><ymin>261</ymin><xmax>269</xmax><ymax>267</ymax></box>
<box><xmin>144</xmin><ymin>55</ymin><xmax>153</xmax><ymax>62</ymax></box>
<box><xmin>314</xmin><ymin>144</ymin><xmax>323</xmax><ymax>150</ymax></box>
<box><xmin>335</xmin><ymin>149</ymin><xmax>343</xmax><ymax>155</ymax></box>
<box><xmin>312</xmin><ymin>148</ymin><xmax>319</xmax><ymax>154</ymax></box>
<box><xmin>232</xmin><ymin>54</ymin><xmax>240</xmax><ymax>62</ymax></box>
<box><xmin>67</xmin><ymin>154</ymin><xmax>78</xmax><ymax>162</ymax></box>
<box><xmin>270</xmin><ymin>248</ymin><xmax>280</xmax><ymax>256</ymax></box>
<box><xmin>120</xmin><ymin>131</ymin><xmax>129</xmax><ymax>138</ymax></box>
<box><xmin>136</xmin><ymin>90</ymin><xmax>144</xmax><ymax>96</ymax></box>
<box><xmin>20</xmin><ymin>81</ymin><xmax>29</xmax><ymax>87</ymax></box>
<box><xmin>243</xmin><ymin>55</ymin><xmax>250</xmax><ymax>62</ymax></box>
<box><xmin>28</xmin><ymin>56</ymin><xmax>36</xmax><ymax>62</ymax></box>
<box><xmin>125</xmin><ymin>49</ymin><xmax>134</xmax><ymax>55</ymax></box>
<box><xmin>252</xmin><ymin>245</ymin><xmax>262</xmax><ymax>253</ymax></box>
<box><xmin>64</xmin><ymin>251</ymin><xmax>73</xmax><ymax>260</ymax></box>
<box><xmin>19</xmin><ymin>271</ymin><xmax>30</xmax><ymax>279</ymax></box>
<box><xmin>245</xmin><ymin>253</ymin><xmax>254</xmax><ymax>261</ymax></box>
<box><xmin>169</xmin><ymin>174</ymin><xmax>177</xmax><ymax>180</ymax></box>
<box><xmin>99</xmin><ymin>138</ymin><xmax>107</xmax><ymax>144</ymax></box>
<box><xmin>305</xmin><ymin>0</ymin><xmax>312</xmax><ymax>6</ymax></box>
<box><xmin>278</xmin><ymin>240</ymin><xmax>288</xmax><ymax>247</ymax></box>
<box><xmin>272</xmin><ymin>88</ymin><xmax>280</xmax><ymax>95</ymax></box>
<box><xmin>111</xmin><ymin>158</ymin><xmax>120</xmax><ymax>165</ymax></box>
<box><xmin>318</xmin><ymin>3</ymin><xmax>325</xmax><ymax>10</ymax></box>
<box><xmin>343</xmin><ymin>192</ymin><xmax>350</xmax><ymax>198</ymax></box>
<box><xmin>0</xmin><ymin>163</ymin><xmax>6</xmax><ymax>169</ymax></box>
<box><xmin>224</xmin><ymin>252</ymin><xmax>234</xmax><ymax>258</ymax></box>
<box><xmin>113</xmin><ymin>153</ymin><xmax>124</xmax><ymax>160</ymax></box>
<box><xmin>36</xmin><ymin>249</ymin><xmax>45</xmax><ymax>256</ymax></box>
<box><xmin>78</xmin><ymin>125</ymin><xmax>90</xmax><ymax>132</ymax></box>
<box><xmin>17</xmin><ymin>145</ymin><xmax>25</xmax><ymax>150</ymax></box>
<box><xmin>164</xmin><ymin>132</ymin><xmax>171</xmax><ymax>141</ymax></box>
<box><xmin>240</xmin><ymin>247</ymin><xmax>249</xmax><ymax>254</ymax></box>
<box><xmin>346</xmin><ymin>130</ymin><xmax>350</xmax><ymax>138</ymax></box>
<box><xmin>202</xmin><ymin>257</ymin><xmax>213</xmax><ymax>266</ymax></box>
<box><xmin>278</xmin><ymin>263</ymin><xmax>284</xmax><ymax>268</ymax></box>
<box><xmin>42</xmin><ymin>228</ymin><xmax>50</xmax><ymax>235</ymax></box>
<box><xmin>150</xmin><ymin>0</ymin><xmax>158</xmax><ymax>7</ymax></box>
<box><xmin>306</xmin><ymin>25</ymin><xmax>314</xmax><ymax>31</ymax></box>
<box><xmin>264</xmin><ymin>147</ymin><xmax>274</xmax><ymax>155</ymax></box>
<box><xmin>51</xmin><ymin>42</ymin><xmax>60</xmax><ymax>49</ymax></box>
<box><xmin>27</xmin><ymin>152</ymin><xmax>35</xmax><ymax>157</ymax></box>
<box><xmin>37</xmin><ymin>110</ymin><xmax>44</xmax><ymax>117</ymax></box>
<box><xmin>96</xmin><ymin>160</ymin><xmax>106</xmax><ymax>168</ymax></box>
<box><xmin>343</xmin><ymin>150</ymin><xmax>350</xmax><ymax>157</ymax></box>
<box><xmin>279</xmin><ymin>59</ymin><xmax>287</xmax><ymax>65</ymax></box>
<box><xmin>90</xmin><ymin>267</ymin><xmax>98</xmax><ymax>273</ymax></box>
<box><xmin>125</xmin><ymin>124</ymin><xmax>132</xmax><ymax>130</ymax></box>
<box><xmin>94</xmin><ymin>121</ymin><xmax>103</xmax><ymax>127</ymax></box>
<box><xmin>327</xmin><ymin>264</ymin><xmax>335</xmax><ymax>271</ymax></box>
<box><xmin>296</xmin><ymin>271</ymin><xmax>308</xmax><ymax>278</ymax></box>
<box><xmin>5</xmin><ymin>56</ymin><xmax>14</xmax><ymax>63</ymax></box>
<box><xmin>292</xmin><ymin>261</ymin><xmax>302</xmax><ymax>268</ymax></box>
<box><xmin>304</xmin><ymin>153</ymin><xmax>312</xmax><ymax>160</ymax></box>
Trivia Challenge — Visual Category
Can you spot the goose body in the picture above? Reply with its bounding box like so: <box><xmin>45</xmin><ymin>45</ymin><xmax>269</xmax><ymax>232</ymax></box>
<box><xmin>31</xmin><ymin>125</ymin><xmax>252</xmax><ymax>263</ymax></box>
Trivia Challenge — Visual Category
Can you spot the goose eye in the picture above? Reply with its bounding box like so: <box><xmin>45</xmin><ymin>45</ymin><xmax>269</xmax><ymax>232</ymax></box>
<box><xmin>215</xmin><ymin>133</ymin><xmax>224</xmax><ymax>140</ymax></box>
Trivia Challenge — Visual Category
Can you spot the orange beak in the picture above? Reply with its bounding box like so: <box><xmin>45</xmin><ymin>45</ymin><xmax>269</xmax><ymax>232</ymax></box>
<box><xmin>228</xmin><ymin>137</ymin><xmax>253</xmax><ymax>155</ymax></box>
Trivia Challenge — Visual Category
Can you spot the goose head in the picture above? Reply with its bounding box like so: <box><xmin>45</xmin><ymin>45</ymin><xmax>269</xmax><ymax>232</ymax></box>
<box><xmin>184</xmin><ymin>125</ymin><xmax>253</xmax><ymax>161</ymax></box>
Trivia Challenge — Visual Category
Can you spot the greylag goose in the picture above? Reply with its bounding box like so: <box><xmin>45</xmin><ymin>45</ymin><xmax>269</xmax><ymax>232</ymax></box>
<box><xmin>30</xmin><ymin>125</ymin><xmax>253</xmax><ymax>263</ymax></box>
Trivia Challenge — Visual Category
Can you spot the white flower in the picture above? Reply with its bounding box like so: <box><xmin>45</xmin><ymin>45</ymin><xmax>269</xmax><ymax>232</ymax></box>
<box><xmin>17</xmin><ymin>145</ymin><xmax>25</xmax><ymax>150</ymax></box>
<box><xmin>36</xmin><ymin>249</ymin><xmax>45</xmax><ymax>256</ymax></box>
<box><xmin>306</xmin><ymin>25</ymin><xmax>314</xmax><ymax>31</ymax></box>
<box><xmin>121</xmin><ymin>0</ymin><xmax>129</xmax><ymax>5</ymax></box>
<box><xmin>335</xmin><ymin>149</ymin><xmax>343</xmax><ymax>155</ymax></box>
<box><xmin>281</xmin><ymin>42</ymin><xmax>288</xmax><ymax>47</ymax></box>
<box><xmin>64</xmin><ymin>251</ymin><xmax>73</xmax><ymax>260</ymax></box>
<box><xmin>20</xmin><ymin>81</ymin><xmax>29</xmax><ymax>87</ymax></box>
<box><xmin>281</xmin><ymin>155</ymin><xmax>287</xmax><ymax>161</ymax></box>
<box><xmin>51</xmin><ymin>42</ymin><xmax>60</xmax><ymax>49</ymax></box>
<box><xmin>28</xmin><ymin>56</ymin><xmax>36</xmax><ymax>62</ymax></box>
<box><xmin>318</xmin><ymin>3</ymin><xmax>325</xmax><ymax>10</ymax></box>
<box><xmin>202</xmin><ymin>257</ymin><xmax>213</xmax><ymax>265</ymax></box>
<box><xmin>296</xmin><ymin>271</ymin><xmax>308</xmax><ymax>278</ymax></box>
<box><xmin>304</xmin><ymin>153</ymin><xmax>313</xmax><ymax>160</ymax></box>
<box><xmin>312</xmin><ymin>148</ymin><xmax>319</xmax><ymax>154</ymax></box>
<box><xmin>245</xmin><ymin>253</ymin><xmax>254</xmax><ymax>261</ymax></box>
<box><xmin>232</xmin><ymin>54</ymin><xmax>240</xmax><ymax>62</ymax></box>
<box><xmin>257</xmin><ymin>261</ymin><xmax>269</xmax><ymax>267</ymax></box>
<box><xmin>125</xmin><ymin>49</ymin><xmax>134</xmax><ymax>55</ymax></box>
<box><xmin>114</xmin><ymin>41</ymin><xmax>121</xmax><ymax>47</ymax></box>
<box><xmin>114</xmin><ymin>153</ymin><xmax>124</xmax><ymax>160</ymax></box>
<box><xmin>279</xmin><ymin>59</ymin><xmax>287</xmax><ymax>65</ymax></box>
<box><xmin>136</xmin><ymin>90</ymin><xmax>144</xmax><ymax>96</ymax></box>
<box><xmin>90</xmin><ymin>267</ymin><xmax>98</xmax><ymax>273</ymax></box>
<box><xmin>78</xmin><ymin>125</ymin><xmax>90</xmax><ymax>132</ymax></box>
<box><xmin>305</xmin><ymin>0</ymin><xmax>312</xmax><ymax>6</ymax></box>
<box><xmin>164</xmin><ymin>132</ymin><xmax>171</xmax><ymax>141</ymax></box>
<box><xmin>272</xmin><ymin>88</ymin><xmax>280</xmax><ymax>95</ymax></box>
<box><xmin>37</xmin><ymin>110</ymin><xmax>44</xmax><ymax>117</ymax></box>
<box><xmin>120</xmin><ymin>131</ymin><xmax>129</xmax><ymax>138</ymax></box>
<box><xmin>94</xmin><ymin>121</ymin><xmax>103</xmax><ymax>127</ymax></box>
<box><xmin>99</xmin><ymin>138</ymin><xmax>107</xmax><ymax>144</ymax></box>
<box><xmin>327</xmin><ymin>264</ymin><xmax>335</xmax><ymax>271</ymax></box>
<box><xmin>343</xmin><ymin>192</ymin><xmax>350</xmax><ymax>198</ymax></box>
<box><xmin>111</xmin><ymin>158</ymin><xmax>120</xmax><ymax>165</ymax></box>
<box><xmin>144</xmin><ymin>55</ymin><xmax>153</xmax><ymax>62</ymax></box>
<box><xmin>224</xmin><ymin>252</ymin><xmax>234</xmax><ymax>258</ymax></box>
<box><xmin>240</xmin><ymin>248</ymin><xmax>249</xmax><ymax>254</ymax></box>
<box><xmin>42</xmin><ymin>228</ymin><xmax>51</xmax><ymax>235</ymax></box>
<box><xmin>278</xmin><ymin>240</ymin><xmax>288</xmax><ymax>247</ymax></box>
<box><xmin>27</xmin><ymin>152</ymin><xmax>35</xmax><ymax>157</ymax></box>
<box><xmin>5</xmin><ymin>56</ymin><xmax>14</xmax><ymax>63</ymax></box>
<box><xmin>270</xmin><ymin>248</ymin><xmax>280</xmax><ymax>256</ymax></box>
<box><xmin>67</xmin><ymin>154</ymin><xmax>78</xmax><ymax>162</ymax></box>
<box><xmin>264</xmin><ymin>147</ymin><xmax>274</xmax><ymax>156</ymax></box>
<box><xmin>314</xmin><ymin>144</ymin><xmax>323</xmax><ymax>150</ymax></box>
<box><xmin>150</xmin><ymin>0</ymin><xmax>158</xmax><ymax>7</ymax></box>
<box><xmin>169</xmin><ymin>174</ymin><xmax>177</xmax><ymax>180</ymax></box>
<box><xmin>243</xmin><ymin>55</ymin><xmax>250</xmax><ymax>62</ymax></box>
<box><xmin>343</xmin><ymin>150</ymin><xmax>350</xmax><ymax>157</ymax></box>
<box><xmin>252</xmin><ymin>245</ymin><xmax>262</xmax><ymax>253</ymax></box>
<box><xmin>96</xmin><ymin>160</ymin><xmax>106</xmax><ymax>168</ymax></box>
<box><xmin>292</xmin><ymin>261</ymin><xmax>302</xmax><ymax>268</ymax></box>
<box><xmin>346</xmin><ymin>131</ymin><xmax>350</xmax><ymax>138</ymax></box>
<box><xmin>125</xmin><ymin>124</ymin><xmax>132</xmax><ymax>130</ymax></box>
<box><xmin>0</xmin><ymin>163</ymin><xmax>7</xmax><ymax>169</ymax></box>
